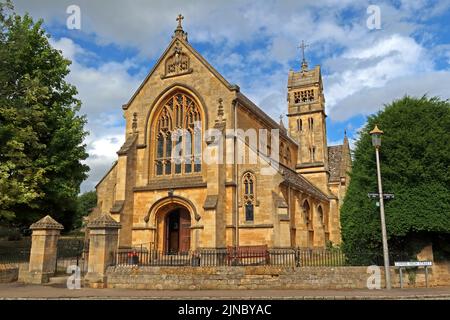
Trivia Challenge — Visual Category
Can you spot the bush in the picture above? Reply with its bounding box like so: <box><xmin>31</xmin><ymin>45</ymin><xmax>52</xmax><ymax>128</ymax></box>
<box><xmin>341</xmin><ymin>96</ymin><xmax>450</xmax><ymax>261</ymax></box>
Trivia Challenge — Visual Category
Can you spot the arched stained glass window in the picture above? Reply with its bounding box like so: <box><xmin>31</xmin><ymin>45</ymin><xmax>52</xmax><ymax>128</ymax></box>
<box><xmin>154</xmin><ymin>92</ymin><xmax>202</xmax><ymax>176</ymax></box>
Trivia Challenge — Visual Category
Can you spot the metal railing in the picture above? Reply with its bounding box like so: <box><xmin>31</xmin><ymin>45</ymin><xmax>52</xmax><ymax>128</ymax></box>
<box><xmin>112</xmin><ymin>247</ymin><xmax>357</xmax><ymax>267</ymax></box>
<box><xmin>0</xmin><ymin>243</ymin><xmax>31</xmax><ymax>268</ymax></box>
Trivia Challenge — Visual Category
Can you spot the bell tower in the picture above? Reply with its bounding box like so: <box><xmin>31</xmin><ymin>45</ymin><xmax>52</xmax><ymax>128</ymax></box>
<box><xmin>287</xmin><ymin>41</ymin><xmax>329</xmax><ymax>193</ymax></box>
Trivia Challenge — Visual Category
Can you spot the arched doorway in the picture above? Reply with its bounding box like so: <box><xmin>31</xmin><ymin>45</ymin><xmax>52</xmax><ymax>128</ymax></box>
<box><xmin>147</xmin><ymin>195</ymin><xmax>197</xmax><ymax>253</ymax></box>
<box><xmin>165</xmin><ymin>208</ymin><xmax>191</xmax><ymax>253</ymax></box>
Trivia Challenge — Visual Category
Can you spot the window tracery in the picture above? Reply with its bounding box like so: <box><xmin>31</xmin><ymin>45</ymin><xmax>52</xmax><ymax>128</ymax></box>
<box><xmin>243</xmin><ymin>172</ymin><xmax>256</xmax><ymax>222</ymax></box>
<box><xmin>154</xmin><ymin>92</ymin><xmax>202</xmax><ymax>176</ymax></box>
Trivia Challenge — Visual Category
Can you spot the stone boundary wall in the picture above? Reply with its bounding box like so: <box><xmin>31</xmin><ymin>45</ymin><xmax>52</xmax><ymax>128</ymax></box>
<box><xmin>105</xmin><ymin>263</ymin><xmax>450</xmax><ymax>290</ymax></box>
<box><xmin>0</xmin><ymin>265</ymin><xmax>19</xmax><ymax>283</ymax></box>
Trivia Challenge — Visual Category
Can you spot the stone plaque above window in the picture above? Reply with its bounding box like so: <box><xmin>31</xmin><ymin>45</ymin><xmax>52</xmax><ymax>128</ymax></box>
<box><xmin>161</xmin><ymin>41</ymin><xmax>193</xmax><ymax>79</ymax></box>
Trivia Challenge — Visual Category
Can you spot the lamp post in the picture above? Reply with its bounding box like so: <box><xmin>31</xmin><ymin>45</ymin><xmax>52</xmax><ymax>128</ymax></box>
<box><xmin>369</xmin><ymin>125</ymin><xmax>391</xmax><ymax>290</ymax></box>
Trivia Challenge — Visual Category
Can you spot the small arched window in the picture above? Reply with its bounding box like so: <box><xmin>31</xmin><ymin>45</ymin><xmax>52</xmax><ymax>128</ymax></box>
<box><xmin>318</xmin><ymin>205</ymin><xmax>328</xmax><ymax>231</ymax></box>
<box><xmin>318</xmin><ymin>205</ymin><xmax>324</xmax><ymax>224</ymax></box>
<box><xmin>303</xmin><ymin>200</ymin><xmax>312</xmax><ymax>228</ymax></box>
<box><xmin>297</xmin><ymin>119</ymin><xmax>303</xmax><ymax>131</ymax></box>
<box><xmin>243</xmin><ymin>172</ymin><xmax>256</xmax><ymax>222</ymax></box>
<box><xmin>308</xmin><ymin>117</ymin><xmax>314</xmax><ymax>130</ymax></box>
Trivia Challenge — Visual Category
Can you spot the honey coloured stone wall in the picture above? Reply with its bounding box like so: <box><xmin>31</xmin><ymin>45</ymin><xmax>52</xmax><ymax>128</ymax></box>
<box><xmin>105</xmin><ymin>264</ymin><xmax>450</xmax><ymax>290</ymax></box>
<box><xmin>0</xmin><ymin>266</ymin><xmax>18</xmax><ymax>283</ymax></box>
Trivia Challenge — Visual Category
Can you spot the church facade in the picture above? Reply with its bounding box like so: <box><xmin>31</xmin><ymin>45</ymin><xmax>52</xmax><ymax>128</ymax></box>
<box><xmin>91</xmin><ymin>16</ymin><xmax>351</xmax><ymax>252</ymax></box>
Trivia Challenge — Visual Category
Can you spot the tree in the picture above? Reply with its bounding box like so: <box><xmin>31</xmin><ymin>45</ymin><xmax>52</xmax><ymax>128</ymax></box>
<box><xmin>0</xmin><ymin>1</ymin><xmax>89</xmax><ymax>230</ymax></box>
<box><xmin>341</xmin><ymin>96</ymin><xmax>450</xmax><ymax>263</ymax></box>
<box><xmin>74</xmin><ymin>191</ymin><xmax>97</xmax><ymax>229</ymax></box>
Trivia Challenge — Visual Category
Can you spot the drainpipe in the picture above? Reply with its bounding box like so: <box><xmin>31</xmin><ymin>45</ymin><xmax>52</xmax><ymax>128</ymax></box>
<box><xmin>288</xmin><ymin>183</ymin><xmax>292</xmax><ymax>247</ymax></box>
<box><xmin>233</xmin><ymin>99</ymin><xmax>239</xmax><ymax>248</ymax></box>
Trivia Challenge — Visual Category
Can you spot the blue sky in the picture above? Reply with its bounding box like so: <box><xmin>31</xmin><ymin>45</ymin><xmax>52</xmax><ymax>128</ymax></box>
<box><xmin>12</xmin><ymin>0</ymin><xmax>450</xmax><ymax>192</ymax></box>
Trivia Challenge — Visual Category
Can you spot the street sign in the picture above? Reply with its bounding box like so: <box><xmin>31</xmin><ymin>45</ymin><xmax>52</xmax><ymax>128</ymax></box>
<box><xmin>367</xmin><ymin>192</ymin><xmax>395</xmax><ymax>199</ymax></box>
<box><xmin>394</xmin><ymin>261</ymin><xmax>433</xmax><ymax>288</ymax></box>
<box><xmin>394</xmin><ymin>261</ymin><xmax>432</xmax><ymax>267</ymax></box>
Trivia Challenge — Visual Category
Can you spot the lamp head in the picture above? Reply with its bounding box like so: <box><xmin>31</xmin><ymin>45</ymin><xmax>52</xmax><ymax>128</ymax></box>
<box><xmin>369</xmin><ymin>125</ymin><xmax>384</xmax><ymax>148</ymax></box>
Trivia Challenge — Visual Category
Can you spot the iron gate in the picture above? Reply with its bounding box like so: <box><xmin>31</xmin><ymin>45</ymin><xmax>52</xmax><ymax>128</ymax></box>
<box><xmin>55</xmin><ymin>238</ymin><xmax>89</xmax><ymax>276</ymax></box>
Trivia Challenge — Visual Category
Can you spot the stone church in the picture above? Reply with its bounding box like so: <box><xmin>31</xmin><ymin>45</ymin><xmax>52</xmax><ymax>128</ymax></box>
<box><xmin>91</xmin><ymin>16</ymin><xmax>351</xmax><ymax>252</ymax></box>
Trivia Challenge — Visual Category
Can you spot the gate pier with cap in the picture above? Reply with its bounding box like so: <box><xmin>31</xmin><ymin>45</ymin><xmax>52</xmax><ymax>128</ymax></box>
<box><xmin>21</xmin><ymin>215</ymin><xmax>64</xmax><ymax>284</ymax></box>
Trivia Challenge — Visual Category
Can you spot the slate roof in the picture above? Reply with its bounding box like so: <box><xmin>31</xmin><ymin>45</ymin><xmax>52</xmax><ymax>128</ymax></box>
<box><xmin>203</xmin><ymin>195</ymin><xmax>218</xmax><ymax>210</ymax></box>
<box><xmin>328</xmin><ymin>145</ymin><xmax>343</xmax><ymax>182</ymax></box>
<box><xmin>279</xmin><ymin>163</ymin><xmax>330</xmax><ymax>201</ymax></box>
<box><xmin>117</xmin><ymin>134</ymin><xmax>137</xmax><ymax>155</ymax></box>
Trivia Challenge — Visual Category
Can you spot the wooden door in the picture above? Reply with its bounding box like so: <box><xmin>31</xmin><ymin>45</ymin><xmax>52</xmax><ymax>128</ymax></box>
<box><xmin>179</xmin><ymin>209</ymin><xmax>191</xmax><ymax>252</ymax></box>
<box><xmin>167</xmin><ymin>211</ymin><xmax>179</xmax><ymax>253</ymax></box>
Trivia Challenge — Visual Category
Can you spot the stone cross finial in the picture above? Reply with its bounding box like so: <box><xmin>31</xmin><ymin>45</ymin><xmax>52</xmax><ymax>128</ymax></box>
<box><xmin>298</xmin><ymin>40</ymin><xmax>309</xmax><ymax>71</ymax></box>
<box><xmin>173</xmin><ymin>14</ymin><xmax>188</xmax><ymax>41</ymax></box>
<box><xmin>176</xmin><ymin>14</ymin><xmax>184</xmax><ymax>29</ymax></box>
<box><xmin>279</xmin><ymin>114</ymin><xmax>286</xmax><ymax>129</ymax></box>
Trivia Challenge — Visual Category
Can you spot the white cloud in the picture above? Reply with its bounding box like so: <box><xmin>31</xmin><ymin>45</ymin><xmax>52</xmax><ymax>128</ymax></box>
<box><xmin>51</xmin><ymin>38</ymin><xmax>143</xmax><ymax>116</ymax></box>
<box><xmin>324</xmin><ymin>34</ymin><xmax>434</xmax><ymax>117</ymax></box>
<box><xmin>81</xmin><ymin>134</ymin><xmax>125</xmax><ymax>191</ymax></box>
<box><xmin>329</xmin><ymin>70</ymin><xmax>450</xmax><ymax>121</ymax></box>
<box><xmin>50</xmin><ymin>37</ymin><xmax>142</xmax><ymax>192</ymax></box>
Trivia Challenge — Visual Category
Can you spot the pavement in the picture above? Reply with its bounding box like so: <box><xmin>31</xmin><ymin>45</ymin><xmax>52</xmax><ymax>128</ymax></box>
<box><xmin>0</xmin><ymin>282</ymin><xmax>449</xmax><ymax>300</ymax></box>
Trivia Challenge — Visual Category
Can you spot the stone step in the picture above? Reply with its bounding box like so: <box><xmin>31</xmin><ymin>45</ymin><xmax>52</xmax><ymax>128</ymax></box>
<box><xmin>46</xmin><ymin>275</ymin><xmax>87</xmax><ymax>288</ymax></box>
<box><xmin>47</xmin><ymin>276</ymin><xmax>69</xmax><ymax>285</ymax></box>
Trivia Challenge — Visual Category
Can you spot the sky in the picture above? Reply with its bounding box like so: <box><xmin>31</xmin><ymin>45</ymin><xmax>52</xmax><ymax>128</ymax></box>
<box><xmin>11</xmin><ymin>0</ymin><xmax>450</xmax><ymax>192</ymax></box>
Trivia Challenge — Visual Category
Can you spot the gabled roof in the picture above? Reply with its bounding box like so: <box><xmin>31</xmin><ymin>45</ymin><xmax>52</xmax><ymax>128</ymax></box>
<box><xmin>95</xmin><ymin>160</ymin><xmax>117</xmax><ymax>189</ymax></box>
<box><xmin>122</xmin><ymin>28</ymin><xmax>297</xmax><ymax>145</ymax></box>
<box><xmin>123</xmin><ymin>34</ymin><xmax>238</xmax><ymax>110</ymax></box>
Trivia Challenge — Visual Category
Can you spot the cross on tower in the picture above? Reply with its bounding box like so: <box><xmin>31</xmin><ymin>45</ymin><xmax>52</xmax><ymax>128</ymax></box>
<box><xmin>279</xmin><ymin>114</ymin><xmax>285</xmax><ymax>128</ymax></box>
<box><xmin>176</xmin><ymin>14</ymin><xmax>184</xmax><ymax>29</ymax></box>
<box><xmin>298</xmin><ymin>40</ymin><xmax>309</xmax><ymax>62</ymax></box>
<box><xmin>298</xmin><ymin>40</ymin><xmax>309</xmax><ymax>71</ymax></box>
